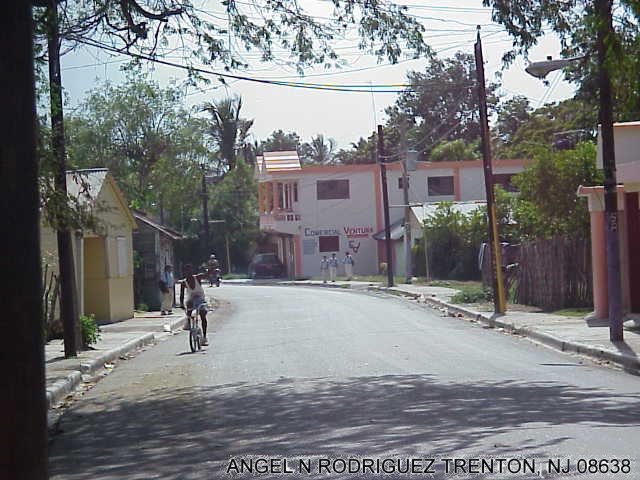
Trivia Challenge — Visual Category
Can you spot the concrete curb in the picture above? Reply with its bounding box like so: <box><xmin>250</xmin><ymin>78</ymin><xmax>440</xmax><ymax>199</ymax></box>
<box><xmin>79</xmin><ymin>332</ymin><xmax>156</xmax><ymax>375</ymax></box>
<box><xmin>46</xmin><ymin>371</ymin><xmax>83</xmax><ymax>409</ymax></box>
<box><xmin>367</xmin><ymin>285</ymin><xmax>640</xmax><ymax>374</ymax></box>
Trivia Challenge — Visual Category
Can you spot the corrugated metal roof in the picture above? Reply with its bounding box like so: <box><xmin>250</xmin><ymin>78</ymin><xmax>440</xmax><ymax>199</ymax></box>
<box><xmin>262</xmin><ymin>151</ymin><xmax>301</xmax><ymax>172</ymax></box>
<box><xmin>411</xmin><ymin>201</ymin><xmax>486</xmax><ymax>224</ymax></box>
<box><xmin>372</xmin><ymin>219</ymin><xmax>405</xmax><ymax>241</ymax></box>
<box><xmin>133</xmin><ymin>211</ymin><xmax>183</xmax><ymax>240</ymax></box>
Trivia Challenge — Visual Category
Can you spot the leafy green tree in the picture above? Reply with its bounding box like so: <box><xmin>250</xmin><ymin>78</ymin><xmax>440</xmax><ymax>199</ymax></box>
<box><xmin>386</xmin><ymin>52</ymin><xmax>499</xmax><ymax>160</ymax></box>
<box><xmin>498</xmin><ymin>98</ymin><xmax>596</xmax><ymax>159</ymax></box>
<box><xmin>333</xmin><ymin>135</ymin><xmax>377</xmax><ymax>165</ymax></box>
<box><xmin>495</xmin><ymin>95</ymin><xmax>532</xmax><ymax>146</ymax></box>
<box><xmin>428</xmin><ymin>139</ymin><xmax>479</xmax><ymax>162</ymax></box>
<box><xmin>484</xmin><ymin>0</ymin><xmax>640</xmax><ymax>121</ymax></box>
<box><xmin>260</xmin><ymin>130</ymin><xmax>301</xmax><ymax>153</ymax></box>
<box><xmin>511</xmin><ymin>142</ymin><xmax>602</xmax><ymax>240</ymax></box>
<box><xmin>423</xmin><ymin>203</ymin><xmax>487</xmax><ymax>280</ymax></box>
<box><xmin>208</xmin><ymin>159</ymin><xmax>259</xmax><ymax>270</ymax></box>
<box><xmin>65</xmin><ymin>73</ymin><xmax>210</xmax><ymax>224</ymax></box>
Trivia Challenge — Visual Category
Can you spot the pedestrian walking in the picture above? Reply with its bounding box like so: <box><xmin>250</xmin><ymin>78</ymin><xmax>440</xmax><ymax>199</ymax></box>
<box><xmin>342</xmin><ymin>251</ymin><xmax>355</xmax><ymax>280</ymax></box>
<box><xmin>159</xmin><ymin>264</ymin><xmax>175</xmax><ymax>315</ymax></box>
<box><xmin>328</xmin><ymin>253</ymin><xmax>339</xmax><ymax>282</ymax></box>
<box><xmin>320</xmin><ymin>255</ymin><xmax>329</xmax><ymax>283</ymax></box>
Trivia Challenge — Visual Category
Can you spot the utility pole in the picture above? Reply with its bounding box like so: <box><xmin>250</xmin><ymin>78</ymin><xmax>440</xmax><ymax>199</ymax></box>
<box><xmin>201</xmin><ymin>163</ymin><xmax>210</xmax><ymax>255</ymax></box>
<box><xmin>400</xmin><ymin>120</ymin><xmax>412</xmax><ymax>284</ymax></box>
<box><xmin>474</xmin><ymin>26</ymin><xmax>506</xmax><ymax>314</ymax></box>
<box><xmin>1</xmin><ymin>2</ymin><xmax>48</xmax><ymax>478</ymax></box>
<box><xmin>596</xmin><ymin>0</ymin><xmax>623</xmax><ymax>341</ymax></box>
<box><xmin>47</xmin><ymin>0</ymin><xmax>80</xmax><ymax>355</ymax></box>
<box><xmin>378</xmin><ymin>125</ymin><xmax>394</xmax><ymax>287</ymax></box>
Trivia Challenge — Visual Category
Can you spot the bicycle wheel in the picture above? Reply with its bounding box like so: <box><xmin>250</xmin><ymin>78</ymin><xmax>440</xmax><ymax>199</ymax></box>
<box><xmin>189</xmin><ymin>330</ymin><xmax>197</xmax><ymax>352</ymax></box>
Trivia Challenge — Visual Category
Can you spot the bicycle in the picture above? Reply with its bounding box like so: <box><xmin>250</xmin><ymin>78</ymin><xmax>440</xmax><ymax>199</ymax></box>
<box><xmin>186</xmin><ymin>308</ymin><xmax>203</xmax><ymax>352</ymax></box>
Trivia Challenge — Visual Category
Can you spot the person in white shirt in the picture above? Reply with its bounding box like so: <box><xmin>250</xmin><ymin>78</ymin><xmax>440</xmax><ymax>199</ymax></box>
<box><xmin>328</xmin><ymin>253</ymin><xmax>339</xmax><ymax>282</ymax></box>
<box><xmin>320</xmin><ymin>256</ymin><xmax>329</xmax><ymax>283</ymax></box>
<box><xmin>159</xmin><ymin>264</ymin><xmax>175</xmax><ymax>315</ymax></box>
<box><xmin>179</xmin><ymin>264</ymin><xmax>210</xmax><ymax>346</ymax></box>
<box><xmin>342</xmin><ymin>252</ymin><xmax>355</xmax><ymax>280</ymax></box>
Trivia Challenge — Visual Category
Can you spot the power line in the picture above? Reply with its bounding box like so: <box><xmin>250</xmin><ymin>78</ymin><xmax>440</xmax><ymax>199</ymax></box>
<box><xmin>70</xmin><ymin>36</ymin><xmax>417</xmax><ymax>93</ymax></box>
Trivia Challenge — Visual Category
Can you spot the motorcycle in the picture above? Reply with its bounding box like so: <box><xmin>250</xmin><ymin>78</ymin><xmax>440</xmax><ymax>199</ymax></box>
<box><xmin>209</xmin><ymin>267</ymin><xmax>221</xmax><ymax>287</ymax></box>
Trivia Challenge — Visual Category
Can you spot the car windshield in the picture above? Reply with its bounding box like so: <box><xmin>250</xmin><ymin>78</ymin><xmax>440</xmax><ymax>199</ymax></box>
<box><xmin>254</xmin><ymin>254</ymin><xmax>279</xmax><ymax>264</ymax></box>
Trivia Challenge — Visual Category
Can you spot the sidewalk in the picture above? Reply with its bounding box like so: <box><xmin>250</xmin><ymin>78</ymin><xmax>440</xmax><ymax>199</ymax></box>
<box><xmin>282</xmin><ymin>278</ymin><xmax>640</xmax><ymax>374</ymax></box>
<box><xmin>45</xmin><ymin>311</ymin><xmax>186</xmax><ymax>413</ymax></box>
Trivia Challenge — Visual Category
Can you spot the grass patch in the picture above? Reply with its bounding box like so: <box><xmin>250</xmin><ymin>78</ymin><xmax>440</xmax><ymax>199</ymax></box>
<box><xmin>552</xmin><ymin>308</ymin><xmax>592</xmax><ymax>317</ymax></box>
<box><xmin>222</xmin><ymin>273</ymin><xmax>248</xmax><ymax>280</ymax></box>
<box><xmin>449</xmin><ymin>283</ymin><xmax>492</xmax><ymax>304</ymax></box>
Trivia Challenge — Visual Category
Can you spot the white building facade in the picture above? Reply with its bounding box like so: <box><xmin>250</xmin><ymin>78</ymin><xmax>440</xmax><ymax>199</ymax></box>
<box><xmin>256</xmin><ymin>152</ymin><xmax>528</xmax><ymax>278</ymax></box>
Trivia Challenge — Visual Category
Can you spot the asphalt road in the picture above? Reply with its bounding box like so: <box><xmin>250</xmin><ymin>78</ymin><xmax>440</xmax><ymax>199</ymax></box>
<box><xmin>49</xmin><ymin>285</ymin><xmax>640</xmax><ymax>480</ymax></box>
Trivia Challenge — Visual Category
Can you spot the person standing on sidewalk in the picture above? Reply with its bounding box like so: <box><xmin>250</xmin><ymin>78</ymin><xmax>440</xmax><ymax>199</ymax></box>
<box><xmin>342</xmin><ymin>251</ymin><xmax>355</xmax><ymax>280</ymax></box>
<box><xmin>159</xmin><ymin>264</ymin><xmax>175</xmax><ymax>315</ymax></box>
<box><xmin>320</xmin><ymin>255</ymin><xmax>329</xmax><ymax>283</ymax></box>
<box><xmin>328</xmin><ymin>253</ymin><xmax>339</xmax><ymax>282</ymax></box>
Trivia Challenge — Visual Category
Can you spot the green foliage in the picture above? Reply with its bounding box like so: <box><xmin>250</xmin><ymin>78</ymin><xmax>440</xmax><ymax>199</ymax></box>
<box><xmin>80</xmin><ymin>314</ymin><xmax>101</xmax><ymax>347</ymax></box>
<box><xmin>484</xmin><ymin>0</ymin><xmax>640</xmax><ymax>122</ymax></box>
<box><xmin>429</xmin><ymin>139</ymin><xmax>480</xmax><ymax>162</ymax></box>
<box><xmin>450</xmin><ymin>285</ymin><xmax>493</xmax><ymax>304</ymax></box>
<box><xmin>496</xmin><ymin>99</ymin><xmax>596</xmax><ymax>159</ymax></box>
<box><xmin>423</xmin><ymin>203</ymin><xmax>487</xmax><ymax>280</ymax></box>
<box><xmin>37</xmin><ymin>1</ymin><xmax>430</xmax><ymax>78</ymax></box>
<box><xmin>208</xmin><ymin>159</ymin><xmax>259</xmax><ymax>268</ymax></box>
<box><xmin>386</xmin><ymin>52</ymin><xmax>499</xmax><ymax>160</ymax></box>
<box><xmin>203</xmin><ymin>96</ymin><xmax>253</xmax><ymax>171</ymax></box>
<box><xmin>136</xmin><ymin>303</ymin><xmax>149</xmax><ymax>312</ymax></box>
<box><xmin>511</xmin><ymin>142</ymin><xmax>602</xmax><ymax>240</ymax></box>
<box><xmin>260</xmin><ymin>130</ymin><xmax>301</xmax><ymax>153</ymax></box>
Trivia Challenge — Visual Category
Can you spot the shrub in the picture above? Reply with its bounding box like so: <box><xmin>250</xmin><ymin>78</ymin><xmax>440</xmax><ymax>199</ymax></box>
<box><xmin>80</xmin><ymin>313</ymin><xmax>101</xmax><ymax>347</ymax></box>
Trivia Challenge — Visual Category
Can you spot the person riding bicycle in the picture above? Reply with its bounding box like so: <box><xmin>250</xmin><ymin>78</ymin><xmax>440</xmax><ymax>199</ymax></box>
<box><xmin>179</xmin><ymin>263</ymin><xmax>209</xmax><ymax>346</ymax></box>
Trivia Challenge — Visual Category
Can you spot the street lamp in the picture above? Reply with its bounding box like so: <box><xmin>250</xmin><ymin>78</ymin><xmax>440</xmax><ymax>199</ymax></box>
<box><xmin>525</xmin><ymin>55</ymin><xmax>585</xmax><ymax>79</ymax></box>
<box><xmin>525</xmin><ymin>4</ymin><xmax>623</xmax><ymax>341</ymax></box>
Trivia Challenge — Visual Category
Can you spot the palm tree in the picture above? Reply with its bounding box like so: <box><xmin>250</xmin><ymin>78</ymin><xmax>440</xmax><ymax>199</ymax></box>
<box><xmin>203</xmin><ymin>96</ymin><xmax>253</xmax><ymax>171</ymax></box>
<box><xmin>304</xmin><ymin>134</ymin><xmax>336</xmax><ymax>164</ymax></box>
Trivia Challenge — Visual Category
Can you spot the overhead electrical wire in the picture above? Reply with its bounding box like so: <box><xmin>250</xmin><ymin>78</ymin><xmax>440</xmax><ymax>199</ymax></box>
<box><xmin>70</xmin><ymin>36</ymin><xmax>417</xmax><ymax>93</ymax></box>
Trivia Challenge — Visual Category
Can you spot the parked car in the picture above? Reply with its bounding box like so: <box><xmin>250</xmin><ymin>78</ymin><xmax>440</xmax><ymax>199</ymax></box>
<box><xmin>248</xmin><ymin>253</ymin><xmax>286</xmax><ymax>279</ymax></box>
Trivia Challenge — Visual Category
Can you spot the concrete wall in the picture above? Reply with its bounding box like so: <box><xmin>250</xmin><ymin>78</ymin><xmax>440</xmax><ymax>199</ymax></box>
<box><xmin>297</xmin><ymin>168</ymin><xmax>380</xmax><ymax>277</ymax></box>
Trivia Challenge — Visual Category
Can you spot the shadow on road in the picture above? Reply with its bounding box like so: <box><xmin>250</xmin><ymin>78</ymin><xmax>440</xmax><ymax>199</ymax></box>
<box><xmin>49</xmin><ymin>374</ymin><xmax>640</xmax><ymax>479</ymax></box>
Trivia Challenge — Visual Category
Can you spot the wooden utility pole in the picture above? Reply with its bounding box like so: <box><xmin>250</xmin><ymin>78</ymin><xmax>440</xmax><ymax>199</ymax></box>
<box><xmin>400</xmin><ymin>120</ymin><xmax>412</xmax><ymax>283</ymax></box>
<box><xmin>1</xmin><ymin>1</ymin><xmax>48</xmax><ymax>477</ymax></box>
<box><xmin>201</xmin><ymin>164</ymin><xmax>210</xmax><ymax>255</ymax></box>
<box><xmin>47</xmin><ymin>0</ymin><xmax>80</xmax><ymax>355</ymax></box>
<box><xmin>378</xmin><ymin>125</ymin><xmax>394</xmax><ymax>287</ymax></box>
<box><xmin>474</xmin><ymin>27</ymin><xmax>506</xmax><ymax>314</ymax></box>
<box><xmin>596</xmin><ymin>0</ymin><xmax>623</xmax><ymax>341</ymax></box>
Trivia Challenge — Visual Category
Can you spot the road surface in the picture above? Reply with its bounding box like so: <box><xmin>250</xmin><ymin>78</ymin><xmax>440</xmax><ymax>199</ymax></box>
<box><xmin>49</xmin><ymin>285</ymin><xmax>640</xmax><ymax>479</ymax></box>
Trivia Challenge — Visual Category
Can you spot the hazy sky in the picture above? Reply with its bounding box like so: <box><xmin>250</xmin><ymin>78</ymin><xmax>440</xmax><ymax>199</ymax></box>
<box><xmin>59</xmin><ymin>0</ymin><xmax>575</xmax><ymax>150</ymax></box>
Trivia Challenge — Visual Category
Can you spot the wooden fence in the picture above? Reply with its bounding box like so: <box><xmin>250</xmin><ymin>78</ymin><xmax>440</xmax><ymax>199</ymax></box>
<box><xmin>512</xmin><ymin>236</ymin><xmax>593</xmax><ymax>311</ymax></box>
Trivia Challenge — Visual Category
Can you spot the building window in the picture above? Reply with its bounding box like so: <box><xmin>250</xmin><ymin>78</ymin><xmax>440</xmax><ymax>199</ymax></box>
<box><xmin>398</xmin><ymin>177</ymin><xmax>409</xmax><ymax>189</ymax></box>
<box><xmin>427</xmin><ymin>176</ymin><xmax>454</xmax><ymax>196</ymax></box>
<box><xmin>116</xmin><ymin>236</ymin><xmax>128</xmax><ymax>277</ymax></box>
<box><xmin>317</xmin><ymin>179</ymin><xmax>349</xmax><ymax>200</ymax></box>
<box><xmin>293</xmin><ymin>182</ymin><xmax>298</xmax><ymax>202</ymax></box>
<box><xmin>494</xmin><ymin>173</ymin><xmax>518</xmax><ymax>192</ymax></box>
<box><xmin>318</xmin><ymin>235</ymin><xmax>340</xmax><ymax>252</ymax></box>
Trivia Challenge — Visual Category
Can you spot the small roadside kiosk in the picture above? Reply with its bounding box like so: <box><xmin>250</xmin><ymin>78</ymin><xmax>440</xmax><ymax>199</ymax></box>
<box><xmin>41</xmin><ymin>168</ymin><xmax>137</xmax><ymax>325</ymax></box>
<box><xmin>578</xmin><ymin>121</ymin><xmax>640</xmax><ymax>320</ymax></box>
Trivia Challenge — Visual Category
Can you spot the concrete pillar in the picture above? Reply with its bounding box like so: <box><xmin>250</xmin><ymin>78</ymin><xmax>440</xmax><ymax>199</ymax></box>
<box><xmin>590</xmin><ymin>210</ymin><xmax>608</xmax><ymax>319</ymax></box>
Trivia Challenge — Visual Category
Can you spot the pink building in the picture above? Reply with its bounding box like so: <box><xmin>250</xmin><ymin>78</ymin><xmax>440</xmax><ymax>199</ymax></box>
<box><xmin>256</xmin><ymin>151</ymin><xmax>528</xmax><ymax>278</ymax></box>
<box><xmin>578</xmin><ymin>121</ymin><xmax>640</xmax><ymax>319</ymax></box>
